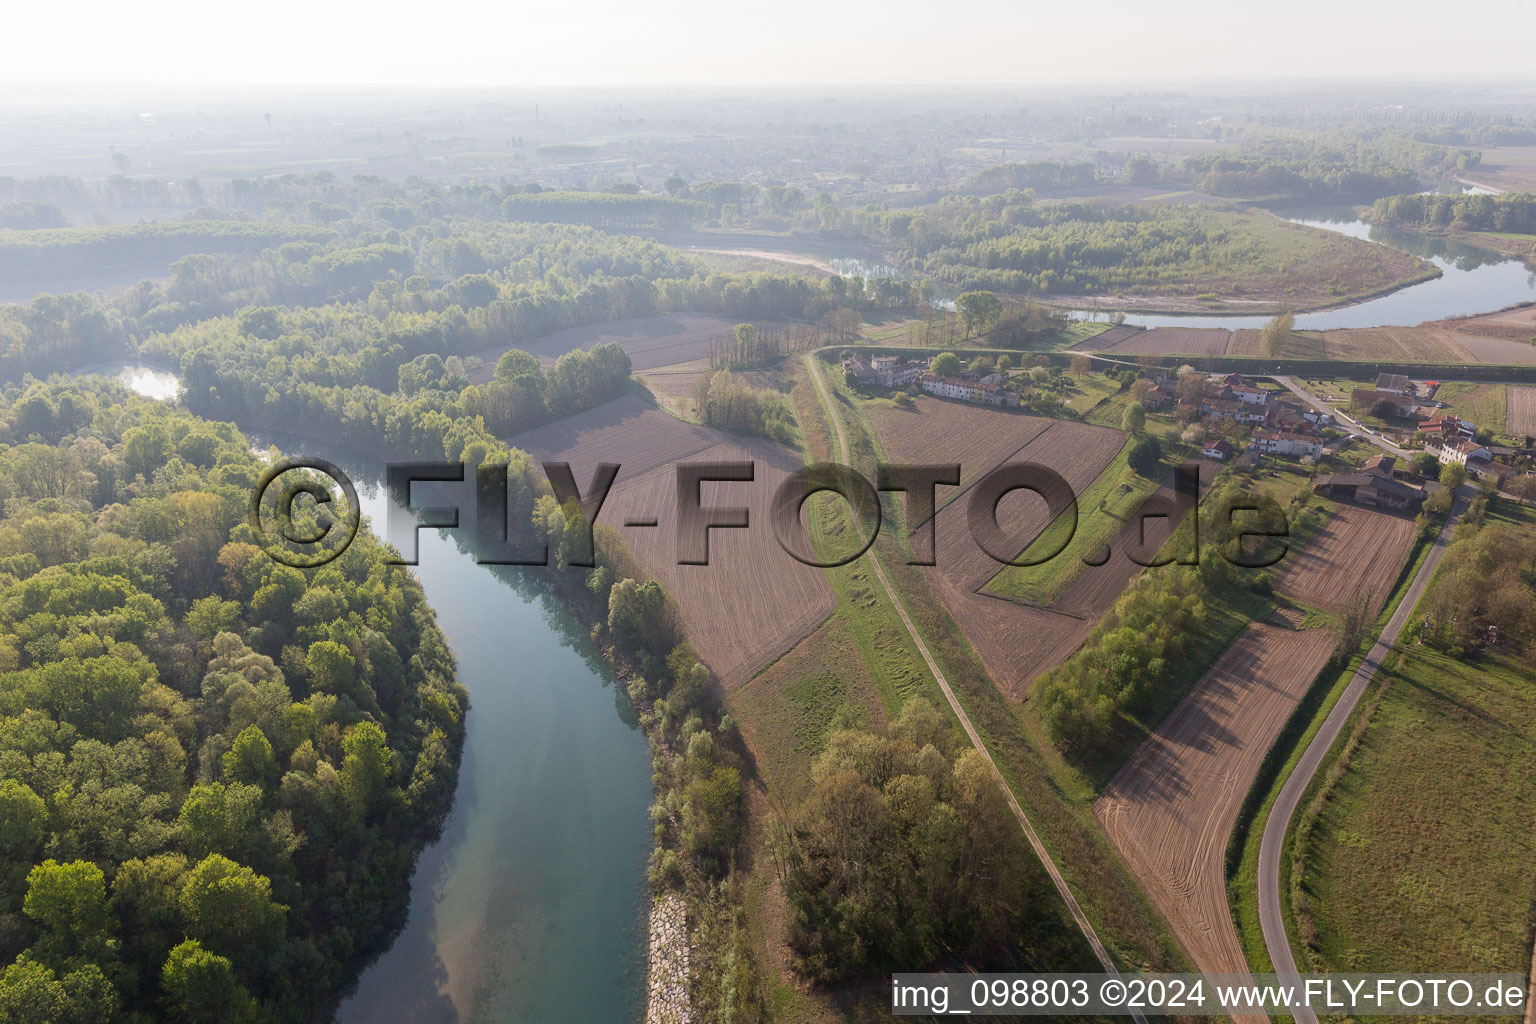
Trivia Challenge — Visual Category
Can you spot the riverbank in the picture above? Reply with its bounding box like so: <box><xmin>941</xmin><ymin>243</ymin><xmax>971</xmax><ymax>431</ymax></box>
<box><xmin>646</xmin><ymin>894</ymin><xmax>694</xmax><ymax>1024</ymax></box>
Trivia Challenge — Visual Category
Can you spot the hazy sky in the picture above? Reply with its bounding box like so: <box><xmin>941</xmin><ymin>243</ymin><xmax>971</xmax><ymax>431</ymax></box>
<box><xmin>8</xmin><ymin>0</ymin><xmax>1536</xmax><ymax>86</ymax></box>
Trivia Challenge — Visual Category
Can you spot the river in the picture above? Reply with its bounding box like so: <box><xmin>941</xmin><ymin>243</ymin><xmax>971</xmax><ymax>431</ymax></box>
<box><xmin>1071</xmin><ymin>212</ymin><xmax>1536</xmax><ymax>331</ymax></box>
<box><xmin>84</xmin><ymin>365</ymin><xmax>657</xmax><ymax>1023</ymax></box>
<box><xmin>327</xmin><ymin>463</ymin><xmax>653</xmax><ymax>1024</ymax></box>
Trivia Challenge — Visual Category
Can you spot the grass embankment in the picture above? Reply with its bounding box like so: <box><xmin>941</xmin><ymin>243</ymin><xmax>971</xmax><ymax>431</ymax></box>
<box><xmin>981</xmin><ymin>438</ymin><xmax>1158</xmax><ymax>606</ymax></box>
<box><xmin>730</xmin><ymin>357</ymin><xmax>1100</xmax><ymax>1023</ymax></box>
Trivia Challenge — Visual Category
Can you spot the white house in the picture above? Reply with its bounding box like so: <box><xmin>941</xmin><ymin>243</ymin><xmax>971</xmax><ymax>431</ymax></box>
<box><xmin>1251</xmin><ymin>430</ymin><xmax>1324</xmax><ymax>458</ymax></box>
<box><xmin>1431</xmin><ymin>438</ymin><xmax>1491</xmax><ymax>466</ymax></box>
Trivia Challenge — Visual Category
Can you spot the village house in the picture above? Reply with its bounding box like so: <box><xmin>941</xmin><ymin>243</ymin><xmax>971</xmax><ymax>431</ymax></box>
<box><xmin>1202</xmin><ymin>397</ymin><xmax>1268</xmax><ymax>424</ymax></box>
<box><xmin>1251</xmin><ymin>429</ymin><xmax>1324</xmax><ymax>458</ymax></box>
<box><xmin>1227</xmin><ymin>382</ymin><xmax>1270</xmax><ymax>405</ymax></box>
<box><xmin>1351</xmin><ymin>388</ymin><xmax>1415</xmax><ymax>414</ymax></box>
<box><xmin>1201</xmin><ymin>437</ymin><xmax>1234</xmax><ymax>461</ymax></box>
<box><xmin>870</xmin><ymin>355</ymin><xmax>925</xmax><ymax>389</ymax></box>
<box><xmin>919</xmin><ymin>374</ymin><xmax>1021</xmax><ymax>408</ymax></box>
<box><xmin>1142</xmin><ymin>383</ymin><xmax>1173</xmax><ymax>409</ymax></box>
<box><xmin>1420</xmin><ymin>414</ymin><xmax>1476</xmax><ymax>442</ymax></box>
<box><xmin>1429</xmin><ymin>436</ymin><xmax>1491</xmax><ymax>466</ymax></box>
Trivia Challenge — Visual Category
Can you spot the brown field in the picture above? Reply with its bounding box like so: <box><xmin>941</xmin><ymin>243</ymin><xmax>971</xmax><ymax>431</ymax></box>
<box><xmin>1072</xmin><ymin>325</ymin><xmax>1231</xmax><ymax>357</ymax></box>
<box><xmin>1508</xmin><ymin>386</ymin><xmax>1536</xmax><ymax>437</ymax></box>
<box><xmin>940</xmin><ymin>590</ymin><xmax>1092</xmax><ymax>702</ymax></box>
<box><xmin>868</xmin><ymin>396</ymin><xmax>1053</xmax><ymax>492</ymax></box>
<box><xmin>1442</xmin><ymin>332</ymin><xmax>1536</xmax><ymax>365</ymax></box>
<box><xmin>870</xmin><ymin>398</ymin><xmax>1124</xmax><ymax>698</ymax></box>
<box><xmin>1102</xmin><ymin>327</ymin><xmax>1232</xmax><ymax>357</ymax></box>
<box><xmin>1319</xmin><ymin>326</ymin><xmax>1473</xmax><ymax>363</ymax></box>
<box><xmin>1462</xmin><ymin>147</ymin><xmax>1536</xmax><ymax>192</ymax></box>
<box><xmin>513</xmin><ymin>394</ymin><xmax>834</xmax><ymax>687</ymax></box>
<box><xmin>885</xmin><ymin>413</ymin><xmax>1125</xmax><ymax>698</ymax></box>
<box><xmin>1317</xmin><ymin>325</ymin><xmax>1536</xmax><ymax>365</ymax></box>
<box><xmin>1096</xmin><ymin>625</ymin><xmax>1336</xmax><ymax>985</ymax></box>
<box><xmin>508</xmin><ymin>391</ymin><xmax>719</xmax><ymax>486</ymax></box>
<box><xmin>465</xmin><ymin>314</ymin><xmax>767</xmax><ymax>382</ymax></box>
<box><xmin>1272</xmin><ymin>504</ymin><xmax>1417</xmax><ymax>617</ymax></box>
<box><xmin>1069</xmin><ymin>323</ymin><xmax>1145</xmax><ymax>351</ymax></box>
<box><xmin>1434</xmin><ymin>303</ymin><xmax>1536</xmax><ymax>342</ymax></box>
<box><xmin>1224</xmin><ymin>328</ymin><xmax>1265</xmax><ymax>357</ymax></box>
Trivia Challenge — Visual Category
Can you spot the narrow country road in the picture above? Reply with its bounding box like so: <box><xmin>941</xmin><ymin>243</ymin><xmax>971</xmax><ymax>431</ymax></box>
<box><xmin>1270</xmin><ymin>375</ymin><xmax>1411</xmax><ymax>459</ymax></box>
<box><xmin>803</xmin><ymin>354</ymin><xmax>1148</xmax><ymax>1022</ymax></box>
<box><xmin>1256</xmin><ymin>490</ymin><xmax>1467</xmax><ymax>1024</ymax></box>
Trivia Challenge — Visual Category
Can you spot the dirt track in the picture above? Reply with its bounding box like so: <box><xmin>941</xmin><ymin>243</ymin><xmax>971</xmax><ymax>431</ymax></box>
<box><xmin>1096</xmin><ymin>624</ymin><xmax>1336</xmax><ymax>1012</ymax></box>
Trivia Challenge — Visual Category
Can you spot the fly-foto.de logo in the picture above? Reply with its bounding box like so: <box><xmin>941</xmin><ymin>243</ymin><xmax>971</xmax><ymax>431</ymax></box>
<box><xmin>251</xmin><ymin>458</ymin><xmax>1290</xmax><ymax>570</ymax></box>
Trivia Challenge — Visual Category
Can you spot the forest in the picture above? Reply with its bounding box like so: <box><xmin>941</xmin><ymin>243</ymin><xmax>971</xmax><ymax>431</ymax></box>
<box><xmin>1370</xmin><ymin>191</ymin><xmax>1536</xmax><ymax>234</ymax></box>
<box><xmin>0</xmin><ymin>380</ymin><xmax>466</xmax><ymax>1022</ymax></box>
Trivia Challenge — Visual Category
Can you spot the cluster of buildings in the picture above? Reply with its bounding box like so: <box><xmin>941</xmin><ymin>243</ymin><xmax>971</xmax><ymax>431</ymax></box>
<box><xmin>841</xmin><ymin>354</ymin><xmax>1022</xmax><ymax>408</ymax></box>
<box><xmin>1178</xmin><ymin>372</ymin><xmax>1332</xmax><ymax>462</ymax></box>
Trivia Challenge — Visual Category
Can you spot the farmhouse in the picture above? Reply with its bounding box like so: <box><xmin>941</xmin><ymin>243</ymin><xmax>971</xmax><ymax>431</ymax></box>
<box><xmin>871</xmin><ymin>355</ymin><xmax>925</xmax><ymax>388</ymax></box>
<box><xmin>1142</xmin><ymin>383</ymin><xmax>1174</xmax><ymax>409</ymax></box>
<box><xmin>1429</xmin><ymin>437</ymin><xmax>1491</xmax><ymax>466</ymax></box>
<box><xmin>1312</xmin><ymin>471</ymin><xmax>1424</xmax><ymax>512</ymax></box>
<box><xmin>1251</xmin><ymin>429</ymin><xmax>1324</xmax><ymax>458</ymax></box>
<box><xmin>1351</xmin><ymin>388</ymin><xmax>1414</xmax><ymax>414</ymax></box>
<box><xmin>1376</xmin><ymin>372</ymin><xmax>1413</xmax><ymax>395</ymax></box>
<box><xmin>1202</xmin><ymin>398</ymin><xmax>1267</xmax><ymax>424</ymax></box>
<box><xmin>919</xmin><ymin>374</ymin><xmax>1021</xmax><ymax>407</ymax></box>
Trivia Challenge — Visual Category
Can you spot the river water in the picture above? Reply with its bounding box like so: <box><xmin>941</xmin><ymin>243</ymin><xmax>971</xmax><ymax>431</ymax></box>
<box><xmin>331</xmin><ymin>465</ymin><xmax>653</xmax><ymax>1024</ymax></box>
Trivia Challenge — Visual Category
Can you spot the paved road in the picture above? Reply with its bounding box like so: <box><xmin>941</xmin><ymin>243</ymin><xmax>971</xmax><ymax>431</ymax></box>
<box><xmin>1256</xmin><ymin>490</ymin><xmax>1467</xmax><ymax>1024</ymax></box>
<box><xmin>804</xmin><ymin>355</ymin><xmax>1147</xmax><ymax>1020</ymax></box>
<box><xmin>1271</xmin><ymin>375</ymin><xmax>1411</xmax><ymax>459</ymax></box>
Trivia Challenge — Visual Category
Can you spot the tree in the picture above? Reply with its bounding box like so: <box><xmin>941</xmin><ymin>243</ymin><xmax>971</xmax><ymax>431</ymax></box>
<box><xmin>341</xmin><ymin>721</ymin><xmax>394</xmax><ymax>815</ymax></box>
<box><xmin>1507</xmin><ymin>474</ymin><xmax>1536</xmax><ymax>506</ymax></box>
<box><xmin>1259</xmin><ymin>312</ymin><xmax>1294</xmax><ymax>359</ymax></box>
<box><xmin>1127</xmin><ymin>436</ymin><xmax>1163</xmax><ymax>477</ymax></box>
<box><xmin>955</xmin><ymin>290</ymin><xmax>1002</xmax><ymax>336</ymax></box>
<box><xmin>1441</xmin><ymin>462</ymin><xmax>1467</xmax><ymax>492</ymax></box>
<box><xmin>1121</xmin><ymin>401</ymin><xmax>1147</xmax><ymax>433</ymax></box>
<box><xmin>305</xmin><ymin>639</ymin><xmax>355</xmax><ymax>694</ymax></box>
<box><xmin>179</xmin><ymin>855</ymin><xmax>286</xmax><ymax>962</ymax></box>
<box><xmin>0</xmin><ymin>780</ymin><xmax>47</xmax><ymax>859</ymax></box>
<box><xmin>929</xmin><ymin>352</ymin><xmax>961</xmax><ymax>378</ymax></box>
<box><xmin>161</xmin><ymin>940</ymin><xmax>241</xmax><ymax>1023</ymax></box>
<box><xmin>221</xmin><ymin>726</ymin><xmax>277</xmax><ymax>790</ymax></box>
<box><xmin>23</xmin><ymin>860</ymin><xmax>111</xmax><ymax>965</ymax></box>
